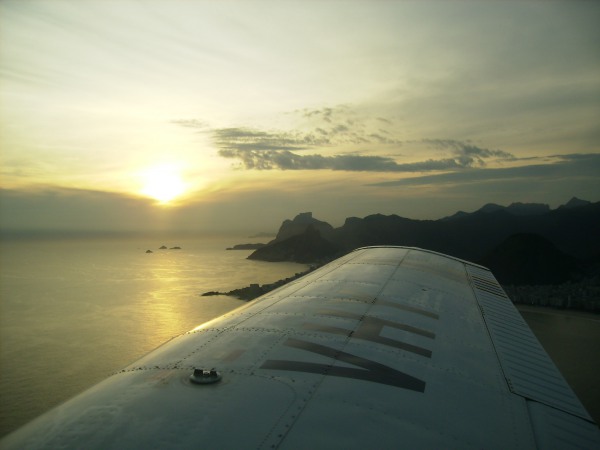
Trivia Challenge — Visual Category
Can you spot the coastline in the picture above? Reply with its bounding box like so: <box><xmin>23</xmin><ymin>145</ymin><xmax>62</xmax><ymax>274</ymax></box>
<box><xmin>516</xmin><ymin>304</ymin><xmax>600</xmax><ymax>320</ymax></box>
<box><xmin>202</xmin><ymin>267</ymin><xmax>314</xmax><ymax>300</ymax></box>
<box><xmin>504</xmin><ymin>282</ymin><xmax>600</xmax><ymax>313</ymax></box>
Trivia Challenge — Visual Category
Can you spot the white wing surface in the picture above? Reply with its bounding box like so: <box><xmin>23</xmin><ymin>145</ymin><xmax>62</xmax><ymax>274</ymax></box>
<box><xmin>1</xmin><ymin>246</ymin><xmax>598</xmax><ymax>449</ymax></box>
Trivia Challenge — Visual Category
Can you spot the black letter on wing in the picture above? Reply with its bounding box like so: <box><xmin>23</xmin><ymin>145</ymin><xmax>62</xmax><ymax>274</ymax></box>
<box><xmin>261</xmin><ymin>338</ymin><xmax>426</xmax><ymax>392</ymax></box>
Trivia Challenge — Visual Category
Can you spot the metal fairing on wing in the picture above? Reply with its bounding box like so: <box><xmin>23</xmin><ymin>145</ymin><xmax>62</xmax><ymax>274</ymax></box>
<box><xmin>1</xmin><ymin>246</ymin><xmax>598</xmax><ymax>449</ymax></box>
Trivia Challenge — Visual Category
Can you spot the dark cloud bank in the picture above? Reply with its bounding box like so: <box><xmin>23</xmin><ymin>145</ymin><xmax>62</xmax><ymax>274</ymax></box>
<box><xmin>368</xmin><ymin>153</ymin><xmax>600</xmax><ymax>186</ymax></box>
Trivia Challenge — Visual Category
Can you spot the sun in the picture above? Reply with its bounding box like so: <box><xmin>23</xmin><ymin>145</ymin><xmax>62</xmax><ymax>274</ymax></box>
<box><xmin>140</xmin><ymin>165</ymin><xmax>187</xmax><ymax>204</ymax></box>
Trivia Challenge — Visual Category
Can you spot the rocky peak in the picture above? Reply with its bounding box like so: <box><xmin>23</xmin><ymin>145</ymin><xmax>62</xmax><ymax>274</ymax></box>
<box><xmin>249</xmin><ymin>225</ymin><xmax>340</xmax><ymax>263</ymax></box>
<box><xmin>275</xmin><ymin>212</ymin><xmax>334</xmax><ymax>242</ymax></box>
<box><xmin>478</xmin><ymin>203</ymin><xmax>504</xmax><ymax>214</ymax></box>
<box><xmin>560</xmin><ymin>197</ymin><xmax>591</xmax><ymax>209</ymax></box>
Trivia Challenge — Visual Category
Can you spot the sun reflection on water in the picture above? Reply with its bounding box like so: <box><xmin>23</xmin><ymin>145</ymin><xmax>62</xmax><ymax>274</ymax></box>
<box><xmin>0</xmin><ymin>237</ymin><xmax>308</xmax><ymax>437</ymax></box>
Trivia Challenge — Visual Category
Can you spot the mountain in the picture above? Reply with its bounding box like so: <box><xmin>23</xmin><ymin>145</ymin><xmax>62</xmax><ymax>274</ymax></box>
<box><xmin>443</xmin><ymin>202</ymin><xmax>550</xmax><ymax>220</ymax></box>
<box><xmin>248</xmin><ymin>225</ymin><xmax>341</xmax><ymax>263</ymax></box>
<box><xmin>272</xmin><ymin>212</ymin><xmax>335</xmax><ymax>242</ymax></box>
<box><xmin>559</xmin><ymin>197</ymin><xmax>591</xmax><ymax>209</ymax></box>
<box><xmin>479</xmin><ymin>233</ymin><xmax>581</xmax><ymax>285</ymax></box>
<box><xmin>479</xmin><ymin>203</ymin><xmax>505</xmax><ymax>214</ymax></box>
<box><xmin>504</xmin><ymin>202</ymin><xmax>550</xmax><ymax>216</ymax></box>
<box><xmin>248</xmin><ymin>200</ymin><xmax>600</xmax><ymax>284</ymax></box>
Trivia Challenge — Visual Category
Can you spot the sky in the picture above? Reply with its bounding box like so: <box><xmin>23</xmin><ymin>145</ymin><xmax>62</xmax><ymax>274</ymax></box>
<box><xmin>0</xmin><ymin>0</ymin><xmax>599</xmax><ymax>234</ymax></box>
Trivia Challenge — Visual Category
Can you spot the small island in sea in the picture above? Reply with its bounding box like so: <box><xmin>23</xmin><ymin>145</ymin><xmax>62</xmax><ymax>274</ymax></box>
<box><xmin>145</xmin><ymin>245</ymin><xmax>182</xmax><ymax>253</ymax></box>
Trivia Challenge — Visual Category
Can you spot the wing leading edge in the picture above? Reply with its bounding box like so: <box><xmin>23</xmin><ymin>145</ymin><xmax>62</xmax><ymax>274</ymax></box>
<box><xmin>1</xmin><ymin>246</ymin><xmax>598</xmax><ymax>449</ymax></box>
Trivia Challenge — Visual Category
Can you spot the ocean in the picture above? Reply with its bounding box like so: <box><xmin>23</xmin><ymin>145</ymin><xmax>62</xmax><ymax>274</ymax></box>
<box><xmin>0</xmin><ymin>237</ymin><xmax>598</xmax><ymax>437</ymax></box>
<box><xmin>0</xmin><ymin>235</ymin><xmax>308</xmax><ymax>437</ymax></box>
<box><xmin>516</xmin><ymin>305</ymin><xmax>600</xmax><ymax>424</ymax></box>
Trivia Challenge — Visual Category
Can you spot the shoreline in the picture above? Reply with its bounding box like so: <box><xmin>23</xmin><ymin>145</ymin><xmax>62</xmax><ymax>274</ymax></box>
<box><xmin>516</xmin><ymin>304</ymin><xmax>600</xmax><ymax>321</ymax></box>
<box><xmin>202</xmin><ymin>267</ymin><xmax>314</xmax><ymax>300</ymax></box>
<box><xmin>206</xmin><ymin>270</ymin><xmax>600</xmax><ymax>317</ymax></box>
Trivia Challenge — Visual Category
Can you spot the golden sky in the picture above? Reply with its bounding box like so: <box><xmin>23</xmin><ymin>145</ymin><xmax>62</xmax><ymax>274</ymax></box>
<box><xmin>1</xmin><ymin>0</ymin><xmax>599</xmax><ymax>233</ymax></box>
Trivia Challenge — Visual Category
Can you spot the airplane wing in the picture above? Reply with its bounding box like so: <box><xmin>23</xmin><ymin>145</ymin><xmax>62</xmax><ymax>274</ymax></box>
<box><xmin>1</xmin><ymin>246</ymin><xmax>598</xmax><ymax>449</ymax></box>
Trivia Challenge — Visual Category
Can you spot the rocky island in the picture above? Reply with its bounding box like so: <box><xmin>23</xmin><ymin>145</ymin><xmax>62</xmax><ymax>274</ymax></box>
<box><xmin>146</xmin><ymin>245</ymin><xmax>182</xmax><ymax>253</ymax></box>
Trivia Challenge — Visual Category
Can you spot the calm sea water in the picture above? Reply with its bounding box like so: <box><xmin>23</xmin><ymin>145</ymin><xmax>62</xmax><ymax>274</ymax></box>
<box><xmin>0</xmin><ymin>236</ymin><xmax>307</xmax><ymax>437</ymax></box>
<box><xmin>517</xmin><ymin>305</ymin><xmax>600</xmax><ymax>424</ymax></box>
<box><xmin>1</xmin><ymin>239</ymin><xmax>598</xmax><ymax>437</ymax></box>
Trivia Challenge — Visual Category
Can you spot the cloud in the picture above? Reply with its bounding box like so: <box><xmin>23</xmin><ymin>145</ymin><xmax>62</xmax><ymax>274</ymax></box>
<box><xmin>211</xmin><ymin>127</ymin><xmax>515</xmax><ymax>172</ymax></box>
<box><xmin>209</xmin><ymin>123</ymin><xmax>402</xmax><ymax>154</ymax></box>
<box><xmin>422</xmin><ymin>139</ymin><xmax>515</xmax><ymax>165</ymax></box>
<box><xmin>218</xmin><ymin>149</ymin><xmax>496</xmax><ymax>172</ymax></box>
<box><xmin>300</xmin><ymin>106</ymin><xmax>337</xmax><ymax>123</ymax></box>
<box><xmin>219</xmin><ymin>150</ymin><xmax>396</xmax><ymax>171</ymax></box>
<box><xmin>368</xmin><ymin>153</ymin><xmax>600</xmax><ymax>186</ymax></box>
<box><xmin>377</xmin><ymin>117</ymin><xmax>392</xmax><ymax>125</ymax></box>
<box><xmin>213</xmin><ymin>127</ymin><xmax>328</xmax><ymax>152</ymax></box>
<box><xmin>174</xmin><ymin>108</ymin><xmax>515</xmax><ymax>173</ymax></box>
<box><xmin>0</xmin><ymin>186</ymin><xmax>160</xmax><ymax>232</ymax></box>
<box><xmin>171</xmin><ymin>119</ymin><xmax>209</xmax><ymax>129</ymax></box>
<box><xmin>174</xmin><ymin>104</ymin><xmax>406</xmax><ymax>155</ymax></box>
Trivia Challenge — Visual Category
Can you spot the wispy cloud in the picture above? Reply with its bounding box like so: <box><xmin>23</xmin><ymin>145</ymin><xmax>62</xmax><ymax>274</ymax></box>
<box><xmin>171</xmin><ymin>119</ymin><xmax>210</xmax><ymax>129</ymax></box>
<box><xmin>217</xmin><ymin>150</ymin><xmax>401</xmax><ymax>171</ymax></box>
<box><xmin>174</xmin><ymin>105</ymin><xmax>404</xmax><ymax>156</ymax></box>
<box><xmin>217</xmin><ymin>149</ymin><xmax>510</xmax><ymax>172</ymax></box>
<box><xmin>174</xmin><ymin>114</ymin><xmax>517</xmax><ymax>173</ymax></box>
<box><xmin>422</xmin><ymin>139</ymin><xmax>515</xmax><ymax>166</ymax></box>
<box><xmin>301</xmin><ymin>106</ymin><xmax>336</xmax><ymax>122</ymax></box>
<box><xmin>367</xmin><ymin>153</ymin><xmax>600</xmax><ymax>186</ymax></box>
<box><xmin>213</xmin><ymin>127</ymin><xmax>328</xmax><ymax>152</ymax></box>
<box><xmin>209</xmin><ymin>125</ymin><xmax>514</xmax><ymax>172</ymax></box>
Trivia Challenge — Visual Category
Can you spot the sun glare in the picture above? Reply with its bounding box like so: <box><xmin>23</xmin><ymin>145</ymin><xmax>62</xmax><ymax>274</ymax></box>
<box><xmin>141</xmin><ymin>165</ymin><xmax>186</xmax><ymax>204</ymax></box>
